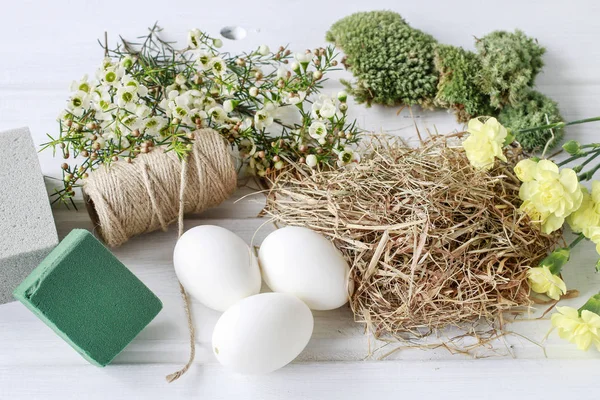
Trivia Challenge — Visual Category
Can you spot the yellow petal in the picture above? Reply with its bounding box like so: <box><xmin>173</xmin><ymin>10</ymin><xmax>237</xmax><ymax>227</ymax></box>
<box><xmin>581</xmin><ymin>310</ymin><xmax>600</xmax><ymax>328</ymax></box>
<box><xmin>557</xmin><ymin>306</ymin><xmax>579</xmax><ymax>319</ymax></box>
<box><xmin>559</xmin><ymin>169</ymin><xmax>580</xmax><ymax>193</ymax></box>
<box><xmin>574</xmin><ymin>332</ymin><xmax>593</xmax><ymax>351</ymax></box>
<box><xmin>467</xmin><ymin>118</ymin><xmax>484</xmax><ymax>133</ymax></box>
<box><xmin>514</xmin><ymin>159</ymin><xmax>538</xmax><ymax>182</ymax></box>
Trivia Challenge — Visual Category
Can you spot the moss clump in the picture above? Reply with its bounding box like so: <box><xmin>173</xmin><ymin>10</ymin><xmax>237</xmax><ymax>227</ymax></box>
<box><xmin>326</xmin><ymin>11</ymin><xmax>439</xmax><ymax>107</ymax></box>
<box><xmin>434</xmin><ymin>45</ymin><xmax>493</xmax><ymax>122</ymax></box>
<box><xmin>476</xmin><ymin>30</ymin><xmax>546</xmax><ymax>109</ymax></box>
<box><xmin>498</xmin><ymin>90</ymin><xmax>563</xmax><ymax>152</ymax></box>
<box><xmin>327</xmin><ymin>11</ymin><xmax>564</xmax><ymax>152</ymax></box>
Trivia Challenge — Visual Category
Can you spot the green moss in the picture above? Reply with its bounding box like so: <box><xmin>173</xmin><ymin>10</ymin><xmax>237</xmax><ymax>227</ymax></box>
<box><xmin>498</xmin><ymin>90</ymin><xmax>563</xmax><ymax>152</ymax></box>
<box><xmin>476</xmin><ymin>30</ymin><xmax>546</xmax><ymax>109</ymax></box>
<box><xmin>326</xmin><ymin>11</ymin><xmax>439</xmax><ymax>107</ymax></box>
<box><xmin>434</xmin><ymin>45</ymin><xmax>493</xmax><ymax>122</ymax></box>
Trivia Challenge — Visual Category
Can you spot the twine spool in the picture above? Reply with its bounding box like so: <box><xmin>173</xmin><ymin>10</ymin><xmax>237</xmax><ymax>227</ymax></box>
<box><xmin>83</xmin><ymin>128</ymin><xmax>237</xmax><ymax>247</ymax></box>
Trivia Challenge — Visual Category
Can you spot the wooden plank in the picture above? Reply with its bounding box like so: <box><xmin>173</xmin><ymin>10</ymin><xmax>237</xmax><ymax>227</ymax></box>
<box><xmin>1</xmin><ymin>360</ymin><xmax>598</xmax><ymax>400</ymax></box>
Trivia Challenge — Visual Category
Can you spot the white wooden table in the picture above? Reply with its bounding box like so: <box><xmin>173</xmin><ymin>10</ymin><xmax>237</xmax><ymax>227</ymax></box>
<box><xmin>2</xmin><ymin>1</ymin><xmax>600</xmax><ymax>398</ymax></box>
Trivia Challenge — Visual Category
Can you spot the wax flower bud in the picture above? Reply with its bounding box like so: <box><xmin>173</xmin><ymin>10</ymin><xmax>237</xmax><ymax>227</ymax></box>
<box><xmin>306</xmin><ymin>154</ymin><xmax>318</xmax><ymax>168</ymax></box>
<box><xmin>337</xmin><ymin>91</ymin><xmax>348</xmax><ymax>102</ymax></box>
<box><xmin>258</xmin><ymin>45</ymin><xmax>270</xmax><ymax>56</ymax></box>
<box><xmin>175</xmin><ymin>74</ymin><xmax>187</xmax><ymax>85</ymax></box>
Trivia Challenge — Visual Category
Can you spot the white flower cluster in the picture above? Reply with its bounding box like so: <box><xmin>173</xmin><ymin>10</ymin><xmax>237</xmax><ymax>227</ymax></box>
<box><xmin>62</xmin><ymin>58</ymin><xmax>157</xmax><ymax>150</ymax></box>
<box><xmin>307</xmin><ymin>93</ymin><xmax>359</xmax><ymax>167</ymax></box>
<box><xmin>51</xmin><ymin>26</ymin><xmax>362</xmax><ymax>201</ymax></box>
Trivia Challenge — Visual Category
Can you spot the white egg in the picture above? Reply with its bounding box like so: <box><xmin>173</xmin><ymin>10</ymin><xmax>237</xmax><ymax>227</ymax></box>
<box><xmin>212</xmin><ymin>292</ymin><xmax>313</xmax><ymax>374</ymax></box>
<box><xmin>258</xmin><ymin>226</ymin><xmax>350</xmax><ymax>310</ymax></box>
<box><xmin>173</xmin><ymin>225</ymin><xmax>261</xmax><ymax>312</ymax></box>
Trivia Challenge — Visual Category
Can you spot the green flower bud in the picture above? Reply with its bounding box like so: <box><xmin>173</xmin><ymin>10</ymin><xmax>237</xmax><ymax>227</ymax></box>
<box><xmin>503</xmin><ymin>129</ymin><xmax>515</xmax><ymax>147</ymax></box>
<box><xmin>562</xmin><ymin>140</ymin><xmax>582</xmax><ymax>156</ymax></box>
<box><xmin>539</xmin><ymin>247</ymin><xmax>570</xmax><ymax>275</ymax></box>
<box><xmin>579</xmin><ymin>293</ymin><xmax>600</xmax><ymax>315</ymax></box>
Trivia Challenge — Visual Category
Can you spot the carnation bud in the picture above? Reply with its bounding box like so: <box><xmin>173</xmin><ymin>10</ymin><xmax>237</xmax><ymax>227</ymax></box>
<box><xmin>562</xmin><ymin>140</ymin><xmax>582</xmax><ymax>156</ymax></box>
<box><xmin>540</xmin><ymin>248</ymin><xmax>570</xmax><ymax>275</ymax></box>
<box><xmin>579</xmin><ymin>293</ymin><xmax>600</xmax><ymax>315</ymax></box>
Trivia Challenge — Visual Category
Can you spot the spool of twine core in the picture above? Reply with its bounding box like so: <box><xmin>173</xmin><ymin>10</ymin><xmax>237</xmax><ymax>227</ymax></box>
<box><xmin>83</xmin><ymin>128</ymin><xmax>237</xmax><ymax>247</ymax></box>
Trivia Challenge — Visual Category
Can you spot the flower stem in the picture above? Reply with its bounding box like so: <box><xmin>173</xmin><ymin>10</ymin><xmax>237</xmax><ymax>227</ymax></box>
<box><xmin>578</xmin><ymin>161</ymin><xmax>600</xmax><ymax>181</ymax></box>
<box><xmin>517</xmin><ymin>116</ymin><xmax>600</xmax><ymax>134</ymax></box>
<box><xmin>569</xmin><ymin>233</ymin><xmax>586</xmax><ymax>249</ymax></box>
<box><xmin>576</xmin><ymin>149</ymin><xmax>600</xmax><ymax>171</ymax></box>
<box><xmin>557</xmin><ymin>148</ymin><xmax>600</xmax><ymax>167</ymax></box>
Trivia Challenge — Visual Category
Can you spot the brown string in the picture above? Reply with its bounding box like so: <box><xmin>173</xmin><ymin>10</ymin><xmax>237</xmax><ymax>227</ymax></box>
<box><xmin>165</xmin><ymin>159</ymin><xmax>196</xmax><ymax>383</ymax></box>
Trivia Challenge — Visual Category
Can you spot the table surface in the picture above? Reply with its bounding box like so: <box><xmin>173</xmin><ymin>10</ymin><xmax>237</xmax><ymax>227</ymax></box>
<box><xmin>2</xmin><ymin>1</ymin><xmax>600</xmax><ymax>399</ymax></box>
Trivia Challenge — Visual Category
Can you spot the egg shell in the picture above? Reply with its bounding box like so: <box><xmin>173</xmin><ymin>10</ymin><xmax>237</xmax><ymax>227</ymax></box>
<box><xmin>258</xmin><ymin>226</ymin><xmax>350</xmax><ymax>310</ymax></box>
<box><xmin>173</xmin><ymin>225</ymin><xmax>261</xmax><ymax>312</ymax></box>
<box><xmin>212</xmin><ymin>292</ymin><xmax>313</xmax><ymax>374</ymax></box>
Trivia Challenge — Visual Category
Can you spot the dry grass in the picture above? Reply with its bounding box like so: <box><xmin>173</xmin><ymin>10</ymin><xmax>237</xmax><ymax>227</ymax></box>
<box><xmin>264</xmin><ymin>135</ymin><xmax>562</xmax><ymax>340</ymax></box>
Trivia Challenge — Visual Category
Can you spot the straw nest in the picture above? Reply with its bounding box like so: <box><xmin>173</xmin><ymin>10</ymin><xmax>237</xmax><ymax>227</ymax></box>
<box><xmin>264</xmin><ymin>136</ymin><xmax>561</xmax><ymax>339</ymax></box>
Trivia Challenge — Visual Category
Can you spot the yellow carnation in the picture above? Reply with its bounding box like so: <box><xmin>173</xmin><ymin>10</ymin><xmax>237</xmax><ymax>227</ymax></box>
<box><xmin>551</xmin><ymin>306</ymin><xmax>600</xmax><ymax>351</ymax></box>
<box><xmin>463</xmin><ymin>117</ymin><xmax>508</xmax><ymax>170</ymax></box>
<box><xmin>517</xmin><ymin>160</ymin><xmax>583</xmax><ymax>234</ymax></box>
<box><xmin>527</xmin><ymin>266</ymin><xmax>566</xmax><ymax>300</ymax></box>
<box><xmin>567</xmin><ymin>184</ymin><xmax>600</xmax><ymax>238</ymax></box>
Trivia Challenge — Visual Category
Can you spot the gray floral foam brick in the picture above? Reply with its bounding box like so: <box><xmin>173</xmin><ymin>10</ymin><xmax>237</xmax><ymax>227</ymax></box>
<box><xmin>0</xmin><ymin>127</ymin><xmax>58</xmax><ymax>304</ymax></box>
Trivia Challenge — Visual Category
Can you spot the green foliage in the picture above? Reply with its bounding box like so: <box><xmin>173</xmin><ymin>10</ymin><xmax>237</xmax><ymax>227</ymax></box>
<box><xmin>498</xmin><ymin>90</ymin><xmax>563</xmax><ymax>151</ymax></box>
<box><xmin>476</xmin><ymin>30</ymin><xmax>546</xmax><ymax>109</ymax></box>
<box><xmin>434</xmin><ymin>45</ymin><xmax>493</xmax><ymax>122</ymax></box>
<box><xmin>326</xmin><ymin>11</ymin><xmax>439</xmax><ymax>107</ymax></box>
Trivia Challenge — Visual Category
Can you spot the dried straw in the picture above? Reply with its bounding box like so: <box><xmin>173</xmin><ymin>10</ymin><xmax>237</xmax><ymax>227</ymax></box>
<box><xmin>264</xmin><ymin>136</ymin><xmax>561</xmax><ymax>340</ymax></box>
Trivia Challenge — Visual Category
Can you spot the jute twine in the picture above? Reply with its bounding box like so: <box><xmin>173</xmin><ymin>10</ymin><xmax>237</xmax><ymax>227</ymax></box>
<box><xmin>83</xmin><ymin>128</ymin><xmax>237</xmax><ymax>382</ymax></box>
<box><xmin>83</xmin><ymin>128</ymin><xmax>237</xmax><ymax>247</ymax></box>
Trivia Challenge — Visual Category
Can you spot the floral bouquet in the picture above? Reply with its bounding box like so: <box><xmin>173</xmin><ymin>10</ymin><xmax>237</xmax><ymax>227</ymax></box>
<box><xmin>463</xmin><ymin>116</ymin><xmax>600</xmax><ymax>351</ymax></box>
<box><xmin>44</xmin><ymin>24</ymin><xmax>361</xmax><ymax>206</ymax></box>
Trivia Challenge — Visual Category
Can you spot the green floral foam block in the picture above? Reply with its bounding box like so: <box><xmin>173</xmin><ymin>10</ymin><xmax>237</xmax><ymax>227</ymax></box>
<box><xmin>13</xmin><ymin>229</ymin><xmax>163</xmax><ymax>367</ymax></box>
